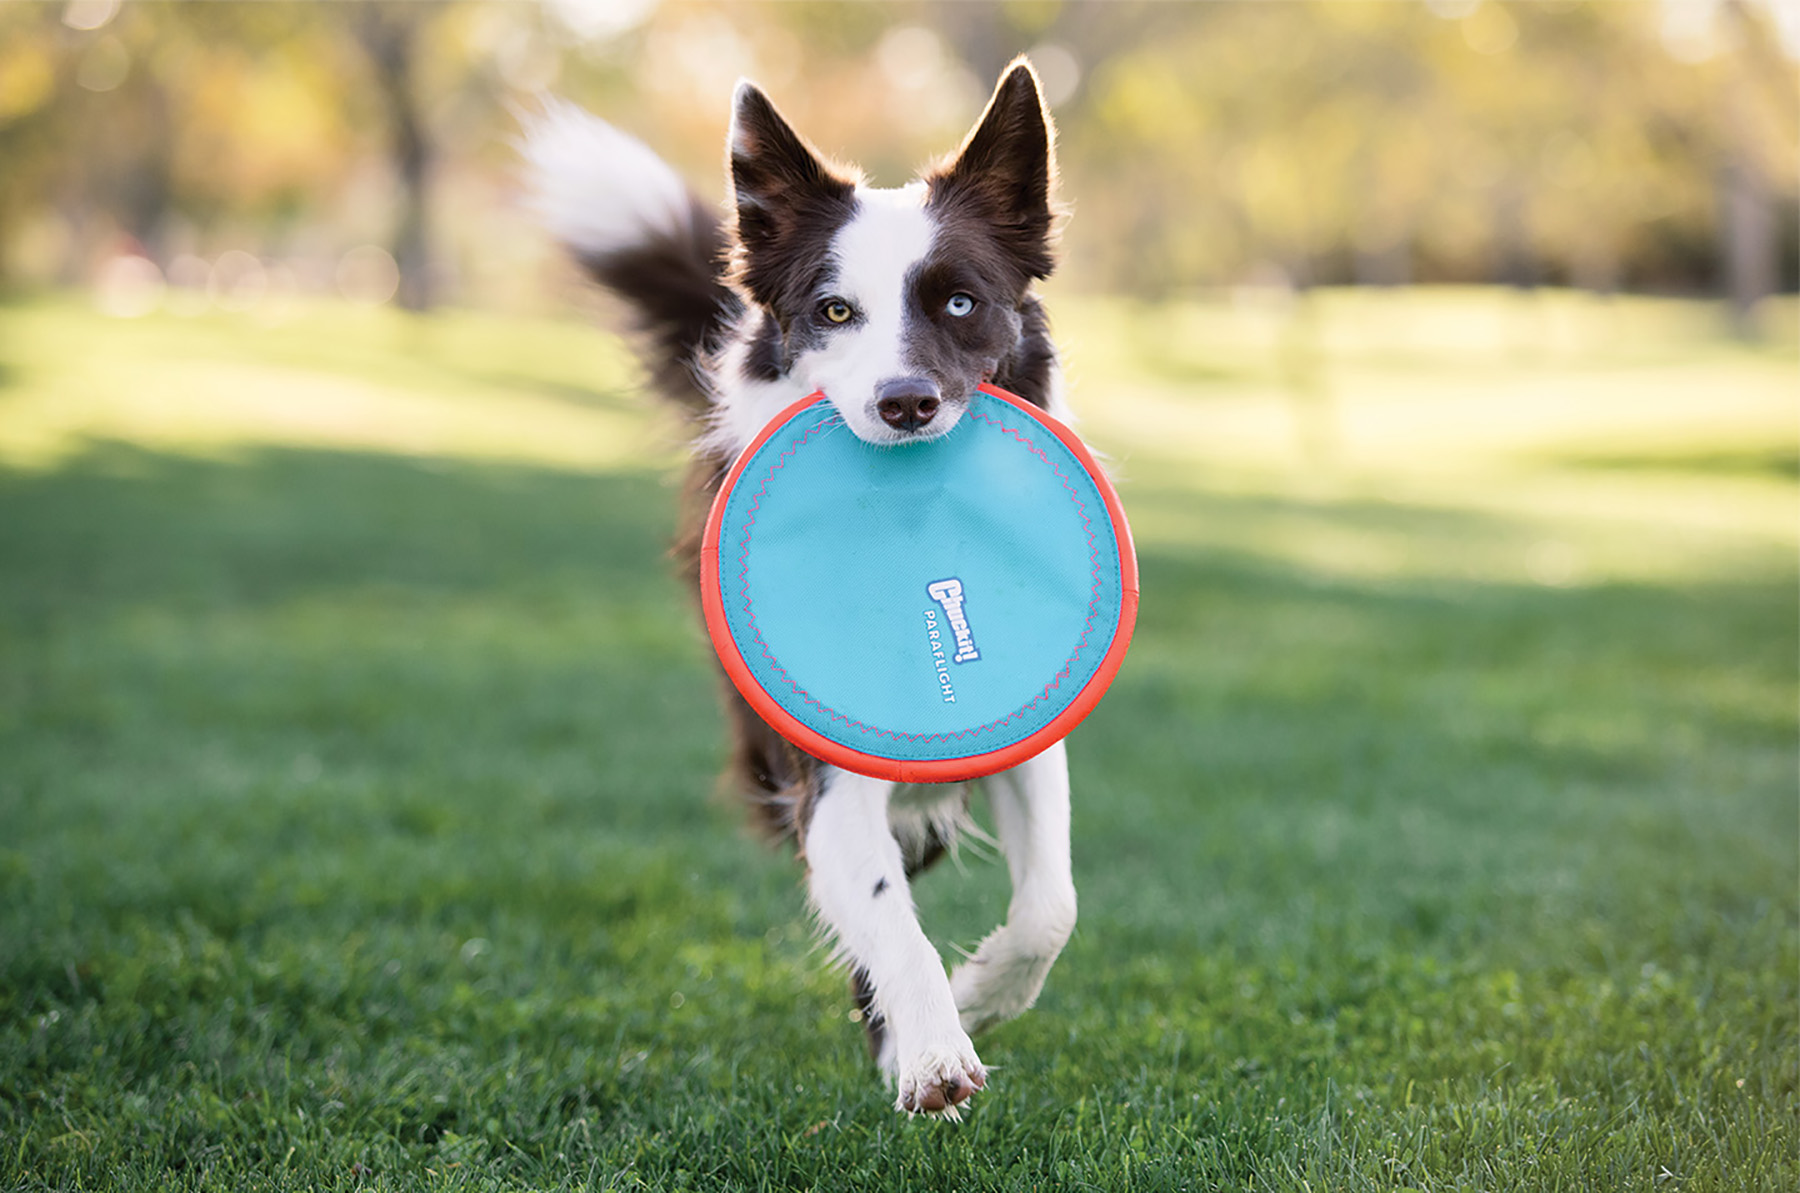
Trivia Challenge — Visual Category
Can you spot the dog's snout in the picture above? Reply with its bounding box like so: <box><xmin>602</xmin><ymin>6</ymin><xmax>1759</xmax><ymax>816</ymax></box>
<box><xmin>875</xmin><ymin>377</ymin><xmax>941</xmax><ymax>432</ymax></box>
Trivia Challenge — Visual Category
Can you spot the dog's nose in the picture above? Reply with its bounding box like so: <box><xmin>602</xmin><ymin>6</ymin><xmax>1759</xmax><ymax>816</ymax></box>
<box><xmin>875</xmin><ymin>377</ymin><xmax>941</xmax><ymax>432</ymax></box>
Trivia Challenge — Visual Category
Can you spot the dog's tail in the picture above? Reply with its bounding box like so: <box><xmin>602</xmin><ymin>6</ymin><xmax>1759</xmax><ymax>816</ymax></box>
<box><xmin>517</xmin><ymin>100</ymin><xmax>740</xmax><ymax>414</ymax></box>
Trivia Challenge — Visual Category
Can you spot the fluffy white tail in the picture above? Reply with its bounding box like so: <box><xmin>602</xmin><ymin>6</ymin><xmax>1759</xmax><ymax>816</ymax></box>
<box><xmin>516</xmin><ymin>98</ymin><xmax>694</xmax><ymax>258</ymax></box>
<box><xmin>516</xmin><ymin>99</ymin><xmax>739</xmax><ymax>413</ymax></box>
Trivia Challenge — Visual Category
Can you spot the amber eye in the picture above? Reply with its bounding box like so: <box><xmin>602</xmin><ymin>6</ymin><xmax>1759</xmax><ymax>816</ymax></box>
<box><xmin>821</xmin><ymin>299</ymin><xmax>854</xmax><ymax>325</ymax></box>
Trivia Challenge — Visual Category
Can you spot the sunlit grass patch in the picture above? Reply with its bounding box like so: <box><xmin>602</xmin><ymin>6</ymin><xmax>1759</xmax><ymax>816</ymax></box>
<box><xmin>1061</xmin><ymin>288</ymin><xmax>1797</xmax><ymax>488</ymax></box>
<box><xmin>0</xmin><ymin>296</ymin><xmax>676</xmax><ymax>469</ymax></box>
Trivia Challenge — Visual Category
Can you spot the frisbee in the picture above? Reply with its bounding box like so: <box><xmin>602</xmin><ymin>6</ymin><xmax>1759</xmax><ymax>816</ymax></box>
<box><xmin>700</xmin><ymin>383</ymin><xmax>1137</xmax><ymax>783</ymax></box>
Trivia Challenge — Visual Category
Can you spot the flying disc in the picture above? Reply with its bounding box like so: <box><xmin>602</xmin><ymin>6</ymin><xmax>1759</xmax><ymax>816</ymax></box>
<box><xmin>700</xmin><ymin>383</ymin><xmax>1137</xmax><ymax>783</ymax></box>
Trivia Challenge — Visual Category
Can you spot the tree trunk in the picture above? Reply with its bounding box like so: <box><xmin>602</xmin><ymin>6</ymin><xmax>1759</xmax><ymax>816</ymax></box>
<box><xmin>357</xmin><ymin>4</ymin><xmax>434</xmax><ymax>312</ymax></box>
<box><xmin>1717</xmin><ymin>0</ymin><xmax>1777</xmax><ymax>338</ymax></box>
<box><xmin>1719</xmin><ymin>154</ymin><xmax>1774</xmax><ymax>336</ymax></box>
<box><xmin>1718</xmin><ymin>65</ymin><xmax>1774</xmax><ymax>337</ymax></box>
<box><xmin>1491</xmin><ymin>177</ymin><xmax>1536</xmax><ymax>291</ymax></box>
<box><xmin>119</xmin><ymin>81</ymin><xmax>173</xmax><ymax>265</ymax></box>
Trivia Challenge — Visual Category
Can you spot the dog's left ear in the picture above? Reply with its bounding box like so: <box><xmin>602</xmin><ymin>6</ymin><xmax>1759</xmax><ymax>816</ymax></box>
<box><xmin>930</xmin><ymin>58</ymin><xmax>1059</xmax><ymax>281</ymax></box>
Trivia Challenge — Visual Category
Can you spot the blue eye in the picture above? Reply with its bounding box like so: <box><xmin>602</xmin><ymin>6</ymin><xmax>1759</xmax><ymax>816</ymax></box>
<box><xmin>945</xmin><ymin>293</ymin><xmax>975</xmax><ymax>317</ymax></box>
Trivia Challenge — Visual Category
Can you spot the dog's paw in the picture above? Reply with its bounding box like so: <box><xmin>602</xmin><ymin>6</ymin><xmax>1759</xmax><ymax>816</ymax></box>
<box><xmin>895</xmin><ymin>1040</ymin><xmax>986</xmax><ymax>1119</ymax></box>
<box><xmin>951</xmin><ymin>951</ymin><xmax>1052</xmax><ymax>1036</ymax></box>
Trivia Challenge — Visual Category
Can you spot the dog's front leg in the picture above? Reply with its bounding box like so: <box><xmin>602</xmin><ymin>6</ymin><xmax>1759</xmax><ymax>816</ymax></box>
<box><xmin>950</xmin><ymin>740</ymin><xmax>1078</xmax><ymax>1034</ymax></box>
<box><xmin>804</xmin><ymin>767</ymin><xmax>986</xmax><ymax>1116</ymax></box>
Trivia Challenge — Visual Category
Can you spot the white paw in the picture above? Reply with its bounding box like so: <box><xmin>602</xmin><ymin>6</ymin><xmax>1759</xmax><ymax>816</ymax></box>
<box><xmin>951</xmin><ymin>950</ymin><xmax>1054</xmax><ymax>1036</ymax></box>
<box><xmin>894</xmin><ymin>1039</ymin><xmax>986</xmax><ymax>1119</ymax></box>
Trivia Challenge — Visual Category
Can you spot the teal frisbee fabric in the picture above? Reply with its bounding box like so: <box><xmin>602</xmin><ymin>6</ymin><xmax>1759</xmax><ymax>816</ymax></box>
<box><xmin>700</xmin><ymin>384</ymin><xmax>1137</xmax><ymax>783</ymax></box>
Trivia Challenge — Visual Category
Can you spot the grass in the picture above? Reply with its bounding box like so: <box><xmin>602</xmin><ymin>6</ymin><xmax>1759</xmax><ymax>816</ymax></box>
<box><xmin>0</xmin><ymin>289</ymin><xmax>1794</xmax><ymax>1190</ymax></box>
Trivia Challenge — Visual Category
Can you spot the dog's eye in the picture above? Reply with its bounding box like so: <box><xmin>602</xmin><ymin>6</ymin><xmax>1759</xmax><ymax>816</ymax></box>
<box><xmin>821</xmin><ymin>299</ymin><xmax>854</xmax><ymax>325</ymax></box>
<box><xmin>945</xmin><ymin>294</ymin><xmax>976</xmax><ymax>318</ymax></box>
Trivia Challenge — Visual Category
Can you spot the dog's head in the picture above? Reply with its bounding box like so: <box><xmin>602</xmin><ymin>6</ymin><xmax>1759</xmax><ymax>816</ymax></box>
<box><xmin>726</xmin><ymin>60</ymin><xmax>1060</xmax><ymax>445</ymax></box>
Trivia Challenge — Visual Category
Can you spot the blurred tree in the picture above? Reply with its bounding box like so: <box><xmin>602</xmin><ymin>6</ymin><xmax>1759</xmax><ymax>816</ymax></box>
<box><xmin>0</xmin><ymin>6</ymin><xmax>68</xmax><ymax>283</ymax></box>
<box><xmin>1</xmin><ymin>0</ymin><xmax>1794</xmax><ymax>314</ymax></box>
<box><xmin>0</xmin><ymin>2</ymin><xmax>363</xmax><ymax>280</ymax></box>
<box><xmin>1717</xmin><ymin>0</ymin><xmax>1791</xmax><ymax>334</ymax></box>
<box><xmin>353</xmin><ymin>2</ymin><xmax>439</xmax><ymax>311</ymax></box>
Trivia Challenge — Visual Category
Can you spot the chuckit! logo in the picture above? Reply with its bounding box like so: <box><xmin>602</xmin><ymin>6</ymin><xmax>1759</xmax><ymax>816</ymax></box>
<box><xmin>927</xmin><ymin>578</ymin><xmax>981</xmax><ymax>664</ymax></box>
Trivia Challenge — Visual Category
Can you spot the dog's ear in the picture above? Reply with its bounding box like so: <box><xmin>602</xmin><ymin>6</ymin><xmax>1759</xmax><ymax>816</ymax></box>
<box><xmin>727</xmin><ymin>81</ymin><xmax>858</xmax><ymax>307</ymax></box>
<box><xmin>930</xmin><ymin>58</ymin><xmax>1059</xmax><ymax>281</ymax></box>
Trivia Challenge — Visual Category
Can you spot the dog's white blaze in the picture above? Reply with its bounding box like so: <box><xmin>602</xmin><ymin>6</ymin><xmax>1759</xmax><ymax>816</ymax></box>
<box><xmin>797</xmin><ymin>184</ymin><xmax>963</xmax><ymax>445</ymax></box>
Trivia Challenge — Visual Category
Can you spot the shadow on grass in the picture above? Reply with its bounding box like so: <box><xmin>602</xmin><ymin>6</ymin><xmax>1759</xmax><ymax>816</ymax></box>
<box><xmin>3</xmin><ymin>440</ymin><xmax>1790</xmax><ymax>942</ymax></box>
<box><xmin>0</xmin><ymin>440</ymin><xmax>683</xmax><ymax>619</ymax></box>
<box><xmin>1562</xmin><ymin>445</ymin><xmax>1800</xmax><ymax>480</ymax></box>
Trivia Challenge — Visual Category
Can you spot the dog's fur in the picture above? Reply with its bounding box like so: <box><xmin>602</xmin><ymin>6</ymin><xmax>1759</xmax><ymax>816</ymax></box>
<box><xmin>521</xmin><ymin>60</ymin><xmax>1078</xmax><ymax>1118</ymax></box>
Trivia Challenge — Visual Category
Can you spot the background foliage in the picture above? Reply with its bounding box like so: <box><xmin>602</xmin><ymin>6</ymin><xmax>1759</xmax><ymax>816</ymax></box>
<box><xmin>0</xmin><ymin>0</ymin><xmax>1795</xmax><ymax>319</ymax></box>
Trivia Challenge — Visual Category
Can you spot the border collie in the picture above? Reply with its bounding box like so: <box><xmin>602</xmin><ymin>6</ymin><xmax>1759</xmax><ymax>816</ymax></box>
<box><xmin>522</xmin><ymin>59</ymin><xmax>1075</xmax><ymax>1118</ymax></box>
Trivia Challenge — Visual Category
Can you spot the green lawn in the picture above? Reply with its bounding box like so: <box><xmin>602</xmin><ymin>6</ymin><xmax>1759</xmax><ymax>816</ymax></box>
<box><xmin>1</xmin><ymin>291</ymin><xmax>1794</xmax><ymax>1190</ymax></box>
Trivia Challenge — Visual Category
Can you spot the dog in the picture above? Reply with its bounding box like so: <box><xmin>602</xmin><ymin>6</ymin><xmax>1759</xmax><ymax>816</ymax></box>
<box><xmin>521</xmin><ymin>58</ymin><xmax>1077</xmax><ymax>1118</ymax></box>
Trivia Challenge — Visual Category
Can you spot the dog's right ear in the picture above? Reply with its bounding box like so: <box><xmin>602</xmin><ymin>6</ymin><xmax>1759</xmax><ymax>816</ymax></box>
<box><xmin>727</xmin><ymin>81</ymin><xmax>858</xmax><ymax>307</ymax></box>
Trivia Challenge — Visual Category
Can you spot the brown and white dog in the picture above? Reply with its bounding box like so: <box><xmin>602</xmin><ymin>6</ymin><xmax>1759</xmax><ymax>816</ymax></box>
<box><xmin>522</xmin><ymin>59</ymin><xmax>1077</xmax><ymax>1118</ymax></box>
